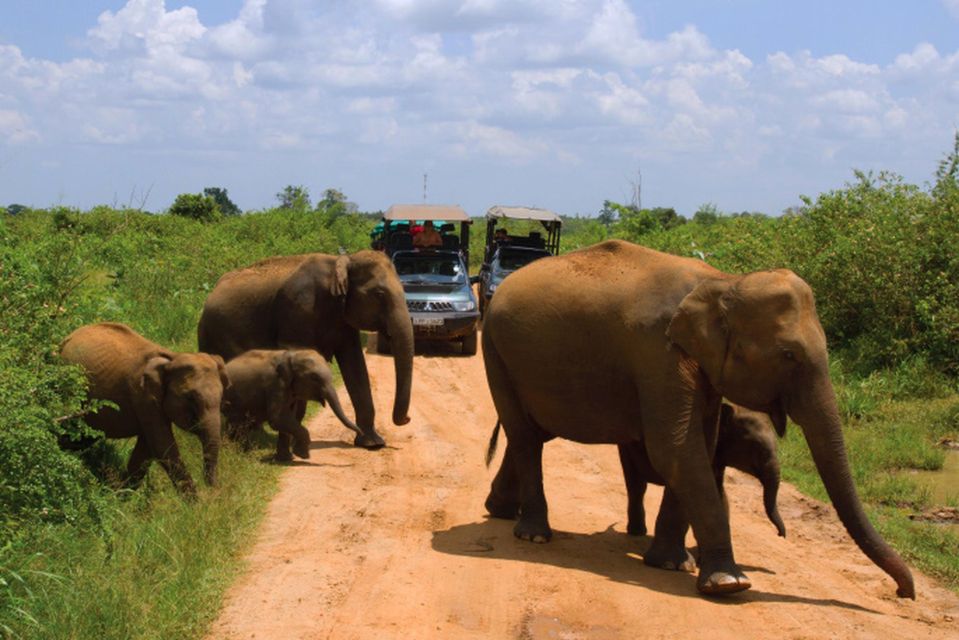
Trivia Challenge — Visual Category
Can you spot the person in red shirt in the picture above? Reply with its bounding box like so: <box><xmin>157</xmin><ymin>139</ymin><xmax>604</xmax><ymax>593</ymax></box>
<box><xmin>413</xmin><ymin>220</ymin><xmax>442</xmax><ymax>248</ymax></box>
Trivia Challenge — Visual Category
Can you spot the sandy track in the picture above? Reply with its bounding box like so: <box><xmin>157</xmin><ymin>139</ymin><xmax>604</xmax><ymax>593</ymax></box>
<box><xmin>208</xmin><ymin>335</ymin><xmax>959</xmax><ymax>639</ymax></box>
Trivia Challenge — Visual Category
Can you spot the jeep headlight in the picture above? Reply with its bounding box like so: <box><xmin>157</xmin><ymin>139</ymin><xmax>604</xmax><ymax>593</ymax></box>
<box><xmin>451</xmin><ymin>300</ymin><xmax>476</xmax><ymax>312</ymax></box>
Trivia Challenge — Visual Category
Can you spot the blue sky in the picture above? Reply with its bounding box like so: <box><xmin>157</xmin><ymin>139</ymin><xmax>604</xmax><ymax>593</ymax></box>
<box><xmin>1</xmin><ymin>1</ymin><xmax>958</xmax><ymax>216</ymax></box>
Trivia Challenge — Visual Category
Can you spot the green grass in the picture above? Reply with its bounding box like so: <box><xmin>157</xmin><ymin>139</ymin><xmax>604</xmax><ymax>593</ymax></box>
<box><xmin>0</xmin><ymin>436</ymin><xmax>283</xmax><ymax>639</ymax></box>
<box><xmin>778</xmin><ymin>364</ymin><xmax>959</xmax><ymax>591</ymax></box>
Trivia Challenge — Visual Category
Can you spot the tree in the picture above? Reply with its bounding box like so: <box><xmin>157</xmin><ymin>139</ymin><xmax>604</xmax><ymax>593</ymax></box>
<box><xmin>597</xmin><ymin>200</ymin><xmax>619</xmax><ymax>229</ymax></box>
<box><xmin>169</xmin><ymin>193</ymin><xmax>220</xmax><ymax>222</ymax></box>
<box><xmin>277</xmin><ymin>185</ymin><xmax>311</xmax><ymax>210</ymax></box>
<box><xmin>316</xmin><ymin>188</ymin><xmax>358</xmax><ymax>222</ymax></box>
<box><xmin>203</xmin><ymin>187</ymin><xmax>241</xmax><ymax>216</ymax></box>
<box><xmin>5</xmin><ymin>204</ymin><xmax>27</xmax><ymax>215</ymax></box>
<box><xmin>647</xmin><ymin>206</ymin><xmax>685</xmax><ymax>230</ymax></box>
<box><xmin>693</xmin><ymin>202</ymin><xmax>721</xmax><ymax>225</ymax></box>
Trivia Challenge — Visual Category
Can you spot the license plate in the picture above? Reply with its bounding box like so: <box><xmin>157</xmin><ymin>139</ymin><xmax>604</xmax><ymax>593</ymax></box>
<box><xmin>413</xmin><ymin>317</ymin><xmax>444</xmax><ymax>327</ymax></box>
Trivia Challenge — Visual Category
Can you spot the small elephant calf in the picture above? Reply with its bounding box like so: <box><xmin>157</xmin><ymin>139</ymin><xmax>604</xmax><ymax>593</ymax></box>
<box><xmin>60</xmin><ymin>322</ymin><xmax>229</xmax><ymax>497</ymax></box>
<box><xmin>619</xmin><ymin>402</ymin><xmax>786</xmax><ymax>538</ymax></box>
<box><xmin>222</xmin><ymin>349</ymin><xmax>360</xmax><ymax>461</ymax></box>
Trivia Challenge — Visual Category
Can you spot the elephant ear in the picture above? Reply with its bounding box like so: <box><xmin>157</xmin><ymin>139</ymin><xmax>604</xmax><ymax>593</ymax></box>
<box><xmin>666</xmin><ymin>278</ymin><xmax>736</xmax><ymax>390</ymax></box>
<box><xmin>275</xmin><ymin>351</ymin><xmax>296</xmax><ymax>387</ymax></box>
<box><xmin>140</xmin><ymin>356</ymin><xmax>170</xmax><ymax>403</ymax></box>
<box><xmin>718</xmin><ymin>402</ymin><xmax>736</xmax><ymax>433</ymax></box>
<box><xmin>211</xmin><ymin>354</ymin><xmax>230</xmax><ymax>390</ymax></box>
<box><xmin>331</xmin><ymin>255</ymin><xmax>350</xmax><ymax>298</ymax></box>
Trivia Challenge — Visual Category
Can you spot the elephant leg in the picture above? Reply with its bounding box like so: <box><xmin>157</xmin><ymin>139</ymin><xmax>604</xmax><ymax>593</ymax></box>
<box><xmin>289</xmin><ymin>400</ymin><xmax>311</xmax><ymax>459</ymax></box>
<box><xmin>142</xmin><ymin>424</ymin><xmax>197</xmax><ymax>498</ymax></box>
<box><xmin>510</xmin><ymin>434</ymin><xmax>550</xmax><ymax>543</ymax></box>
<box><xmin>275</xmin><ymin>431</ymin><xmax>293</xmax><ymax>462</ymax></box>
<box><xmin>335</xmin><ymin>334</ymin><xmax>385</xmax><ymax>449</ymax></box>
<box><xmin>125</xmin><ymin>436</ymin><xmax>152</xmax><ymax>487</ymax></box>
<box><xmin>618</xmin><ymin>444</ymin><xmax>648</xmax><ymax>536</ymax></box>
<box><xmin>485</xmin><ymin>442</ymin><xmax>521</xmax><ymax>519</ymax></box>
<box><xmin>643</xmin><ymin>488</ymin><xmax>696</xmax><ymax>572</ymax></box>
<box><xmin>644</xmin><ymin>406</ymin><xmax>749</xmax><ymax>594</ymax></box>
<box><xmin>484</xmin><ymin>341</ymin><xmax>550</xmax><ymax>542</ymax></box>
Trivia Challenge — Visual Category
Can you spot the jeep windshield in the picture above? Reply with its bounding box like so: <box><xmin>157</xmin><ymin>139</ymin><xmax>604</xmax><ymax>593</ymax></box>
<box><xmin>492</xmin><ymin>247</ymin><xmax>550</xmax><ymax>278</ymax></box>
<box><xmin>393</xmin><ymin>253</ymin><xmax>466</xmax><ymax>285</ymax></box>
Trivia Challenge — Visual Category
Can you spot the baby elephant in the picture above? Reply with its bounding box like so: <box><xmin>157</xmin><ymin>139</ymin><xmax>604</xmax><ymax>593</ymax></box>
<box><xmin>222</xmin><ymin>349</ymin><xmax>361</xmax><ymax>461</ymax></box>
<box><xmin>60</xmin><ymin>322</ymin><xmax>229</xmax><ymax>497</ymax></box>
<box><xmin>619</xmin><ymin>402</ymin><xmax>786</xmax><ymax>538</ymax></box>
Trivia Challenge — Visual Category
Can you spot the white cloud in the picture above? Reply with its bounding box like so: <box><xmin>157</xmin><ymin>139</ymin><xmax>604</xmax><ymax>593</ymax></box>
<box><xmin>812</xmin><ymin>89</ymin><xmax>879</xmax><ymax>113</ymax></box>
<box><xmin>891</xmin><ymin>43</ymin><xmax>941</xmax><ymax>72</ymax></box>
<box><xmin>452</xmin><ymin>120</ymin><xmax>546</xmax><ymax>161</ymax></box>
<box><xmin>0</xmin><ymin>109</ymin><xmax>38</xmax><ymax>143</ymax></box>
<box><xmin>88</xmin><ymin>0</ymin><xmax>206</xmax><ymax>52</ymax></box>
<box><xmin>596</xmin><ymin>73</ymin><xmax>650</xmax><ymax>125</ymax></box>
<box><xmin>207</xmin><ymin>0</ymin><xmax>271</xmax><ymax>59</ymax></box>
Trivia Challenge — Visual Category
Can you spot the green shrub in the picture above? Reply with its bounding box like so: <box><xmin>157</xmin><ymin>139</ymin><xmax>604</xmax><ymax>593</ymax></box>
<box><xmin>168</xmin><ymin>193</ymin><xmax>221</xmax><ymax>223</ymax></box>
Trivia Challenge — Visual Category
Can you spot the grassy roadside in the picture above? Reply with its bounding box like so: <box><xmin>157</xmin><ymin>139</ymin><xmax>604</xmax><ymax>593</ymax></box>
<box><xmin>1</xmin><ymin>435</ymin><xmax>284</xmax><ymax>639</ymax></box>
<box><xmin>777</xmin><ymin>360</ymin><xmax>959</xmax><ymax>591</ymax></box>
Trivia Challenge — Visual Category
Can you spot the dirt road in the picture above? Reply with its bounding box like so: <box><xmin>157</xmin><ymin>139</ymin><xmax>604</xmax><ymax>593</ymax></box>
<box><xmin>208</xmin><ymin>337</ymin><xmax>959</xmax><ymax>639</ymax></box>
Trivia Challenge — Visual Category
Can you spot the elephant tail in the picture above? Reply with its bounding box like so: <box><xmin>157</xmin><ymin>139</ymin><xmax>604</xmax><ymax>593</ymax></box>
<box><xmin>485</xmin><ymin>420</ymin><xmax>502</xmax><ymax>468</ymax></box>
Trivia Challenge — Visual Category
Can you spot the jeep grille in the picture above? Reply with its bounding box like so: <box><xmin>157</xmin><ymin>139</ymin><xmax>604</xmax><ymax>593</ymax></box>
<box><xmin>408</xmin><ymin>300</ymin><xmax>454</xmax><ymax>312</ymax></box>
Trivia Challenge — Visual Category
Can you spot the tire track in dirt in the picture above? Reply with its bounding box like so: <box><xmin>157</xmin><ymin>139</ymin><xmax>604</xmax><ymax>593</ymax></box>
<box><xmin>208</xmin><ymin>334</ymin><xmax>959</xmax><ymax>639</ymax></box>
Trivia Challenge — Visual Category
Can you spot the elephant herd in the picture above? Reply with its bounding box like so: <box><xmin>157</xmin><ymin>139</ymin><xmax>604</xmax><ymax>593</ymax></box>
<box><xmin>59</xmin><ymin>242</ymin><xmax>915</xmax><ymax>600</ymax></box>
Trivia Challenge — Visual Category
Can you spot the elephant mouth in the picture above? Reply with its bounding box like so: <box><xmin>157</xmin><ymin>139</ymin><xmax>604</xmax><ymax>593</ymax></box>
<box><xmin>766</xmin><ymin>397</ymin><xmax>787</xmax><ymax>437</ymax></box>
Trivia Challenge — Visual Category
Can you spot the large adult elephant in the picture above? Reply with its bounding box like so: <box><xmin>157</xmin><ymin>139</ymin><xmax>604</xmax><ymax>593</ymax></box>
<box><xmin>198</xmin><ymin>250</ymin><xmax>413</xmax><ymax>448</ymax></box>
<box><xmin>482</xmin><ymin>240</ymin><xmax>914</xmax><ymax>598</ymax></box>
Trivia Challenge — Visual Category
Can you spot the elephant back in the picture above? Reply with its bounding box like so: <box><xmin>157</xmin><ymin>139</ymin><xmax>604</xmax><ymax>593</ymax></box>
<box><xmin>198</xmin><ymin>255</ymin><xmax>320</xmax><ymax>359</ymax></box>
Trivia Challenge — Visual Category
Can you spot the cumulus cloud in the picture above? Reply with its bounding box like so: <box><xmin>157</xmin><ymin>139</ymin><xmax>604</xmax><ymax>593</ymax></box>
<box><xmin>0</xmin><ymin>109</ymin><xmax>38</xmax><ymax>143</ymax></box>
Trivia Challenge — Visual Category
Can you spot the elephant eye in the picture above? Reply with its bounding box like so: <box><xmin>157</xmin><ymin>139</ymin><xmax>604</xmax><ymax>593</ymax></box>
<box><xmin>783</xmin><ymin>350</ymin><xmax>796</xmax><ymax>361</ymax></box>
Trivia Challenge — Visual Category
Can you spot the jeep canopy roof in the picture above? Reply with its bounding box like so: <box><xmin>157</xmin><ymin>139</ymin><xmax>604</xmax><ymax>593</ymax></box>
<box><xmin>485</xmin><ymin>205</ymin><xmax>562</xmax><ymax>224</ymax></box>
<box><xmin>384</xmin><ymin>204</ymin><xmax>470</xmax><ymax>222</ymax></box>
<box><xmin>482</xmin><ymin>205</ymin><xmax>562</xmax><ymax>263</ymax></box>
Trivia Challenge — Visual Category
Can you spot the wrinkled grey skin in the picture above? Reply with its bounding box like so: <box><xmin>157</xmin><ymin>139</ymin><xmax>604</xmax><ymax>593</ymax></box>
<box><xmin>222</xmin><ymin>349</ymin><xmax>361</xmax><ymax>461</ymax></box>
<box><xmin>198</xmin><ymin>250</ymin><xmax>413</xmax><ymax>449</ymax></box>
<box><xmin>619</xmin><ymin>402</ymin><xmax>786</xmax><ymax>540</ymax></box>
<box><xmin>60</xmin><ymin>322</ymin><xmax>229</xmax><ymax>498</ymax></box>
<box><xmin>482</xmin><ymin>240</ymin><xmax>913</xmax><ymax>598</ymax></box>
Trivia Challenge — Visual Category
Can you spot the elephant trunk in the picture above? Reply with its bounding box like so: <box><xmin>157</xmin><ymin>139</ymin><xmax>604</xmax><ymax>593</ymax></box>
<box><xmin>196</xmin><ymin>412</ymin><xmax>222</xmax><ymax>487</ymax></box>
<box><xmin>792</xmin><ymin>377</ymin><xmax>915</xmax><ymax>598</ymax></box>
<box><xmin>386</xmin><ymin>308</ymin><xmax>413</xmax><ymax>426</ymax></box>
<box><xmin>759</xmin><ymin>462</ymin><xmax>786</xmax><ymax>538</ymax></box>
<box><xmin>325</xmin><ymin>384</ymin><xmax>363</xmax><ymax>436</ymax></box>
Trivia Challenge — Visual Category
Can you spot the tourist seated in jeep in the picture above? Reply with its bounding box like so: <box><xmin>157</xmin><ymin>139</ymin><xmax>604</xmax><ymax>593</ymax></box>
<box><xmin>413</xmin><ymin>220</ymin><xmax>442</xmax><ymax>248</ymax></box>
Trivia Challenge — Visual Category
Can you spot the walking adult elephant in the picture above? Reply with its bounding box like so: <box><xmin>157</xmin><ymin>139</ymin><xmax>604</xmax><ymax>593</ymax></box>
<box><xmin>482</xmin><ymin>240</ymin><xmax>914</xmax><ymax>598</ymax></box>
<box><xmin>198</xmin><ymin>250</ymin><xmax>413</xmax><ymax>448</ymax></box>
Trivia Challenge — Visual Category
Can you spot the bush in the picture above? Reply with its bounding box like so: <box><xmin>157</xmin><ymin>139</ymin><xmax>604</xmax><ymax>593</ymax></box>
<box><xmin>168</xmin><ymin>193</ymin><xmax>220</xmax><ymax>223</ymax></box>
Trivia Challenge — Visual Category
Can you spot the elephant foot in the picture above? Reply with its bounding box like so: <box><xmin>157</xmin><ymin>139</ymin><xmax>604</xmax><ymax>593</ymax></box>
<box><xmin>484</xmin><ymin>492</ymin><xmax>520</xmax><ymax>519</ymax></box>
<box><xmin>292</xmin><ymin>437</ymin><xmax>311</xmax><ymax>459</ymax></box>
<box><xmin>274</xmin><ymin>450</ymin><xmax>294</xmax><ymax>463</ymax></box>
<box><xmin>354</xmin><ymin>430</ymin><xmax>386</xmax><ymax>449</ymax></box>
<box><xmin>696</xmin><ymin>552</ymin><xmax>751</xmax><ymax>596</ymax></box>
<box><xmin>643</xmin><ymin>539</ymin><xmax>696</xmax><ymax>573</ymax></box>
<box><xmin>513</xmin><ymin>514</ymin><xmax>552</xmax><ymax>543</ymax></box>
<box><xmin>697</xmin><ymin>569</ymin><xmax>751</xmax><ymax>596</ymax></box>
